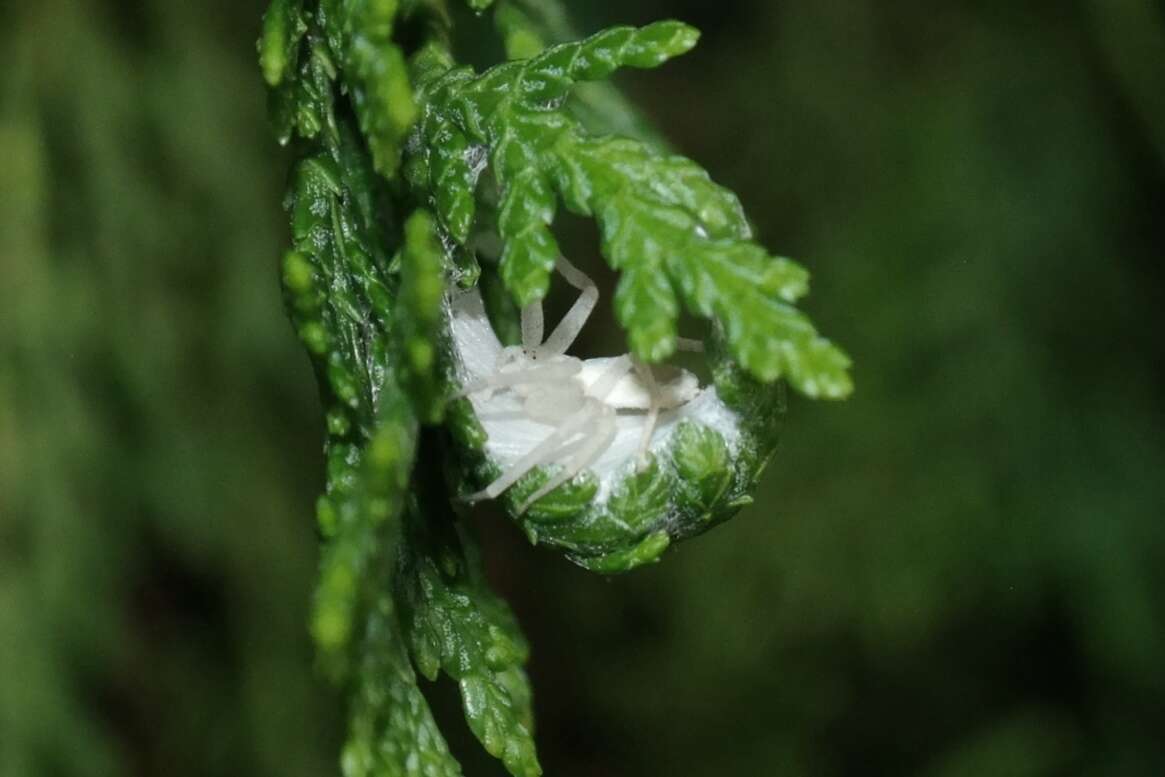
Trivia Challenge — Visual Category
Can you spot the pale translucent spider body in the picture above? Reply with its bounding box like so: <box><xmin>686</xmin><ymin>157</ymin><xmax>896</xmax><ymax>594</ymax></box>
<box><xmin>450</xmin><ymin>257</ymin><xmax>740</xmax><ymax>513</ymax></box>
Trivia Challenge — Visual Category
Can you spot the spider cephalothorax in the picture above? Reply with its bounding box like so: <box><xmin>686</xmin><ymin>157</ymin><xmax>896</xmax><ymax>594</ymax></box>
<box><xmin>452</xmin><ymin>256</ymin><xmax>713</xmax><ymax>513</ymax></box>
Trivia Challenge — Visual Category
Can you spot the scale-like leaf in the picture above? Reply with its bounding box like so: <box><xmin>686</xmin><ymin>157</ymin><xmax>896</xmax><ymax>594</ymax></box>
<box><xmin>259</xmin><ymin>0</ymin><xmax>306</xmax><ymax>86</ymax></box>
<box><xmin>397</xmin><ymin>210</ymin><xmax>448</xmax><ymax>423</ymax></box>
<box><xmin>320</xmin><ymin>0</ymin><xmax>417</xmax><ymax>175</ymax></box>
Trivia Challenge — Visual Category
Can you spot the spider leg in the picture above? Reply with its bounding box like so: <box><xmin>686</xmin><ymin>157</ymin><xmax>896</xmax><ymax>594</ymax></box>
<box><xmin>539</xmin><ymin>255</ymin><xmax>599</xmax><ymax>357</ymax></box>
<box><xmin>632</xmin><ymin>358</ymin><xmax>662</xmax><ymax>466</ymax></box>
<box><xmin>466</xmin><ymin>402</ymin><xmax>597</xmax><ymax>502</ymax></box>
<box><xmin>521</xmin><ymin>301</ymin><xmax>544</xmax><ymax>351</ymax></box>
<box><xmin>454</xmin><ymin>359</ymin><xmax>581</xmax><ymax>398</ymax></box>
<box><xmin>518</xmin><ymin>403</ymin><xmax>617</xmax><ymax>514</ymax></box>
<box><xmin>585</xmin><ymin>354</ymin><xmax>635</xmax><ymax>401</ymax></box>
<box><xmin>522</xmin><ymin>384</ymin><xmax>586</xmax><ymax>425</ymax></box>
<box><xmin>504</xmin><ymin>356</ymin><xmax>634</xmax><ymax>507</ymax></box>
<box><xmin>522</xmin><ymin>355</ymin><xmax>632</xmax><ymax>506</ymax></box>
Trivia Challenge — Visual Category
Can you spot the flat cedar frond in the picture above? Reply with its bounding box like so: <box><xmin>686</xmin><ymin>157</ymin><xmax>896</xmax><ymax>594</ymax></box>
<box><xmin>398</xmin><ymin>501</ymin><xmax>540</xmax><ymax>776</ymax></box>
<box><xmin>260</xmin><ymin>0</ymin><xmax>851</xmax><ymax>774</ymax></box>
<box><xmin>408</xmin><ymin>22</ymin><xmax>852</xmax><ymax>395</ymax></box>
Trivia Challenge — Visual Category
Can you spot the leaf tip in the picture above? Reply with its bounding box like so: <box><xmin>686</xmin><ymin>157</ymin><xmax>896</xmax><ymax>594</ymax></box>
<box><xmin>665</xmin><ymin>21</ymin><xmax>702</xmax><ymax>55</ymax></box>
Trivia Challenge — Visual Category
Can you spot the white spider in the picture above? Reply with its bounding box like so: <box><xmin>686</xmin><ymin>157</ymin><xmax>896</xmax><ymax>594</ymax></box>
<box><xmin>449</xmin><ymin>256</ymin><xmax>738</xmax><ymax>514</ymax></box>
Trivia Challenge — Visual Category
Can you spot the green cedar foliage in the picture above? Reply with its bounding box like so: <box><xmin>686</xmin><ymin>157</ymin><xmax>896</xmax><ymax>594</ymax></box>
<box><xmin>260</xmin><ymin>0</ymin><xmax>850</xmax><ymax>773</ymax></box>
<box><xmin>408</xmin><ymin>22</ymin><xmax>851</xmax><ymax>392</ymax></box>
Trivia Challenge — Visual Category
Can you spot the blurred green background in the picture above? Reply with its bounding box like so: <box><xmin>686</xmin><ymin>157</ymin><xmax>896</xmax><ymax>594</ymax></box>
<box><xmin>3</xmin><ymin>1</ymin><xmax>1164</xmax><ymax>775</ymax></box>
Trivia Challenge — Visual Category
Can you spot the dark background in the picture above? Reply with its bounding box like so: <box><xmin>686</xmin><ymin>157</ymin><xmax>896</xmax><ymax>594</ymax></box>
<box><xmin>3</xmin><ymin>1</ymin><xmax>1164</xmax><ymax>775</ymax></box>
